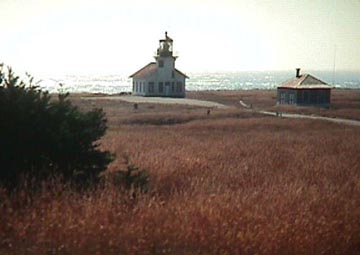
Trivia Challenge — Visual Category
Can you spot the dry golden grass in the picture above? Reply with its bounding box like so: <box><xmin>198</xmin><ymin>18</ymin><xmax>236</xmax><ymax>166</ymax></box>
<box><xmin>1</xmin><ymin>93</ymin><xmax>360</xmax><ymax>255</ymax></box>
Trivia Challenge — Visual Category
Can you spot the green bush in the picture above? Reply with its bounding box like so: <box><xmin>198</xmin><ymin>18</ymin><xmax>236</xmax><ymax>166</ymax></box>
<box><xmin>103</xmin><ymin>155</ymin><xmax>149</xmax><ymax>193</ymax></box>
<box><xmin>0</xmin><ymin>64</ymin><xmax>113</xmax><ymax>189</ymax></box>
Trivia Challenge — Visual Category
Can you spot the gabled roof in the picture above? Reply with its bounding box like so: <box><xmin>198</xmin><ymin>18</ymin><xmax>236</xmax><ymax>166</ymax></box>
<box><xmin>129</xmin><ymin>63</ymin><xmax>157</xmax><ymax>79</ymax></box>
<box><xmin>175</xmin><ymin>68</ymin><xmax>189</xmax><ymax>79</ymax></box>
<box><xmin>129</xmin><ymin>63</ymin><xmax>189</xmax><ymax>79</ymax></box>
<box><xmin>278</xmin><ymin>74</ymin><xmax>332</xmax><ymax>89</ymax></box>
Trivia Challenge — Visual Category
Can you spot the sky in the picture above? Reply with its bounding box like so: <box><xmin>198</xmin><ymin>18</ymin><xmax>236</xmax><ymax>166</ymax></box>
<box><xmin>1</xmin><ymin>0</ymin><xmax>360</xmax><ymax>76</ymax></box>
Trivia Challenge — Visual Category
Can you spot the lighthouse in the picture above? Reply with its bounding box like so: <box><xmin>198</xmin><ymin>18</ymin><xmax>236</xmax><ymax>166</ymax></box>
<box><xmin>130</xmin><ymin>32</ymin><xmax>188</xmax><ymax>98</ymax></box>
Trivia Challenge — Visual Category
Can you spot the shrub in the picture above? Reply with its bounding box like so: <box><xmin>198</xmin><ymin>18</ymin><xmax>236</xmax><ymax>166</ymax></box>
<box><xmin>103</xmin><ymin>155</ymin><xmax>149</xmax><ymax>193</ymax></box>
<box><xmin>0</xmin><ymin>64</ymin><xmax>113</xmax><ymax>189</ymax></box>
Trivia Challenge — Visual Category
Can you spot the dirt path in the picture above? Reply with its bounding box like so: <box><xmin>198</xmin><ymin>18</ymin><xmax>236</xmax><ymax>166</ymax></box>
<box><xmin>238</xmin><ymin>99</ymin><xmax>360</xmax><ymax>126</ymax></box>
<box><xmin>82</xmin><ymin>96</ymin><xmax>360</xmax><ymax>127</ymax></box>
<box><xmin>82</xmin><ymin>95</ymin><xmax>230</xmax><ymax>109</ymax></box>
<box><xmin>258</xmin><ymin>110</ymin><xmax>360</xmax><ymax>126</ymax></box>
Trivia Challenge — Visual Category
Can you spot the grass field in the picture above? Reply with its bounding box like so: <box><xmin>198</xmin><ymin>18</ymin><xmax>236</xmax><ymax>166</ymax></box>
<box><xmin>1</xmin><ymin>90</ymin><xmax>360</xmax><ymax>254</ymax></box>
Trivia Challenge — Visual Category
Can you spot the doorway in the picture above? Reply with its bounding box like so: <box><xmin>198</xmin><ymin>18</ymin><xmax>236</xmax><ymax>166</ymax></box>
<box><xmin>165</xmin><ymin>82</ymin><xmax>171</xmax><ymax>96</ymax></box>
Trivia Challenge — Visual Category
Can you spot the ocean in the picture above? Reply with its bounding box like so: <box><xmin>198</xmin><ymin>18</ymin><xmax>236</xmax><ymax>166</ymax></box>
<box><xmin>39</xmin><ymin>71</ymin><xmax>360</xmax><ymax>94</ymax></box>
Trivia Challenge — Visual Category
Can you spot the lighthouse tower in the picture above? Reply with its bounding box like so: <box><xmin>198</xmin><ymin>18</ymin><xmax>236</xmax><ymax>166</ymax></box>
<box><xmin>130</xmin><ymin>32</ymin><xmax>188</xmax><ymax>98</ymax></box>
<box><xmin>155</xmin><ymin>32</ymin><xmax>176</xmax><ymax>81</ymax></box>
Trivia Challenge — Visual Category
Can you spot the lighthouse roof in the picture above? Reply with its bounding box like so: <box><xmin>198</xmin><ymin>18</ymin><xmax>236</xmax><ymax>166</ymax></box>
<box><xmin>174</xmin><ymin>68</ymin><xmax>189</xmax><ymax>79</ymax></box>
<box><xmin>165</xmin><ymin>32</ymin><xmax>173</xmax><ymax>42</ymax></box>
<box><xmin>160</xmin><ymin>31</ymin><xmax>173</xmax><ymax>42</ymax></box>
<box><xmin>129</xmin><ymin>63</ymin><xmax>157</xmax><ymax>79</ymax></box>
<box><xmin>129</xmin><ymin>62</ymin><xmax>189</xmax><ymax>79</ymax></box>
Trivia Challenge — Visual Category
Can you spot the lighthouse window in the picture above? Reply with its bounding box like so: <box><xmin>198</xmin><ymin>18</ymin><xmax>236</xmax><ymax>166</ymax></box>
<box><xmin>159</xmin><ymin>82</ymin><xmax>164</xmax><ymax>93</ymax></box>
<box><xmin>159</xmin><ymin>60</ymin><xmax>164</xmax><ymax>67</ymax></box>
<box><xmin>176</xmin><ymin>82</ymin><xmax>182</xmax><ymax>92</ymax></box>
<box><xmin>149</xmin><ymin>82</ymin><xmax>154</xmax><ymax>93</ymax></box>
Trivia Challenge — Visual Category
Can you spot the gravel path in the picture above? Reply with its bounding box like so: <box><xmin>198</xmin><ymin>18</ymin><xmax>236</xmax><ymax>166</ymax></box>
<box><xmin>259</xmin><ymin>110</ymin><xmax>360</xmax><ymax>126</ymax></box>
<box><xmin>82</xmin><ymin>95</ymin><xmax>230</xmax><ymax>109</ymax></box>
<box><xmin>82</xmin><ymin>96</ymin><xmax>360</xmax><ymax>127</ymax></box>
<box><xmin>239</xmin><ymin>100</ymin><xmax>360</xmax><ymax>126</ymax></box>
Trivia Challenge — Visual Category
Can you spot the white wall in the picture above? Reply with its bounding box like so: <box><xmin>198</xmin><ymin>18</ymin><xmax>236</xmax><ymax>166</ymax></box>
<box><xmin>132</xmin><ymin>57</ymin><xmax>186</xmax><ymax>97</ymax></box>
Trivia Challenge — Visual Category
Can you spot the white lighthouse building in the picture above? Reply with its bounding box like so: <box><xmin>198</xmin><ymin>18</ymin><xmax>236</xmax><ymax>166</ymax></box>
<box><xmin>130</xmin><ymin>32</ymin><xmax>188</xmax><ymax>98</ymax></box>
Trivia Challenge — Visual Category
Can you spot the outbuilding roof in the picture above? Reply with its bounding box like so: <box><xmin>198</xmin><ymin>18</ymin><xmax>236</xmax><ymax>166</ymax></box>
<box><xmin>129</xmin><ymin>62</ymin><xmax>189</xmax><ymax>79</ymax></box>
<box><xmin>278</xmin><ymin>73</ymin><xmax>332</xmax><ymax>89</ymax></box>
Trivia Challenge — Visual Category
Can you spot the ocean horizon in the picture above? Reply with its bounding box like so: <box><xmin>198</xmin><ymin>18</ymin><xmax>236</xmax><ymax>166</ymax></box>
<box><xmin>39</xmin><ymin>70</ymin><xmax>360</xmax><ymax>94</ymax></box>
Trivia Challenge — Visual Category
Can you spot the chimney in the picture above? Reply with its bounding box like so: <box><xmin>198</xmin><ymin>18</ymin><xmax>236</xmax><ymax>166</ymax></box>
<box><xmin>296</xmin><ymin>68</ymin><xmax>301</xmax><ymax>78</ymax></box>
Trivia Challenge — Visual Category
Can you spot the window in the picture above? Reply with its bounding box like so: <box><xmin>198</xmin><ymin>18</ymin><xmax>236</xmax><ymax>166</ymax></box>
<box><xmin>133</xmin><ymin>81</ymin><xmax>135</xmax><ymax>92</ymax></box>
<box><xmin>304</xmin><ymin>90</ymin><xmax>309</xmax><ymax>103</ymax></box>
<box><xmin>149</xmin><ymin>82</ymin><xmax>154</xmax><ymax>93</ymax></box>
<box><xmin>171</xmin><ymin>82</ymin><xmax>175</xmax><ymax>92</ymax></box>
<box><xmin>176</xmin><ymin>81</ymin><xmax>182</xmax><ymax>92</ymax></box>
<box><xmin>159</xmin><ymin>60</ymin><xmax>164</xmax><ymax>67</ymax></box>
<box><xmin>280</xmin><ymin>92</ymin><xmax>286</xmax><ymax>104</ymax></box>
<box><xmin>289</xmin><ymin>93</ymin><xmax>295</xmax><ymax>105</ymax></box>
<box><xmin>319</xmin><ymin>90</ymin><xmax>328</xmax><ymax>104</ymax></box>
<box><xmin>310</xmin><ymin>90</ymin><xmax>317</xmax><ymax>103</ymax></box>
<box><xmin>159</xmin><ymin>82</ymin><xmax>164</xmax><ymax>93</ymax></box>
<box><xmin>165</xmin><ymin>82</ymin><xmax>171</xmax><ymax>95</ymax></box>
<box><xmin>172</xmin><ymin>71</ymin><xmax>175</xmax><ymax>78</ymax></box>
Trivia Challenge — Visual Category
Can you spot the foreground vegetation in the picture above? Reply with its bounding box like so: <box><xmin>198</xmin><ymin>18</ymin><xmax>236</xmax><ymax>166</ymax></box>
<box><xmin>0</xmin><ymin>65</ymin><xmax>112</xmax><ymax>189</ymax></box>
<box><xmin>1</xmin><ymin>100</ymin><xmax>359</xmax><ymax>254</ymax></box>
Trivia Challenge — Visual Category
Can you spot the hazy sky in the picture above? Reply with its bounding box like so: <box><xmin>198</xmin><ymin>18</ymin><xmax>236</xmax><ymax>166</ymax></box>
<box><xmin>1</xmin><ymin>0</ymin><xmax>359</xmax><ymax>76</ymax></box>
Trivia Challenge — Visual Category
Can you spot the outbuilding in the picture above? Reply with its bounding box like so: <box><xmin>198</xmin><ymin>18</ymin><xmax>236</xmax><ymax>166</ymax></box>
<box><xmin>130</xmin><ymin>32</ymin><xmax>188</xmax><ymax>98</ymax></box>
<box><xmin>277</xmin><ymin>68</ymin><xmax>332</xmax><ymax>108</ymax></box>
